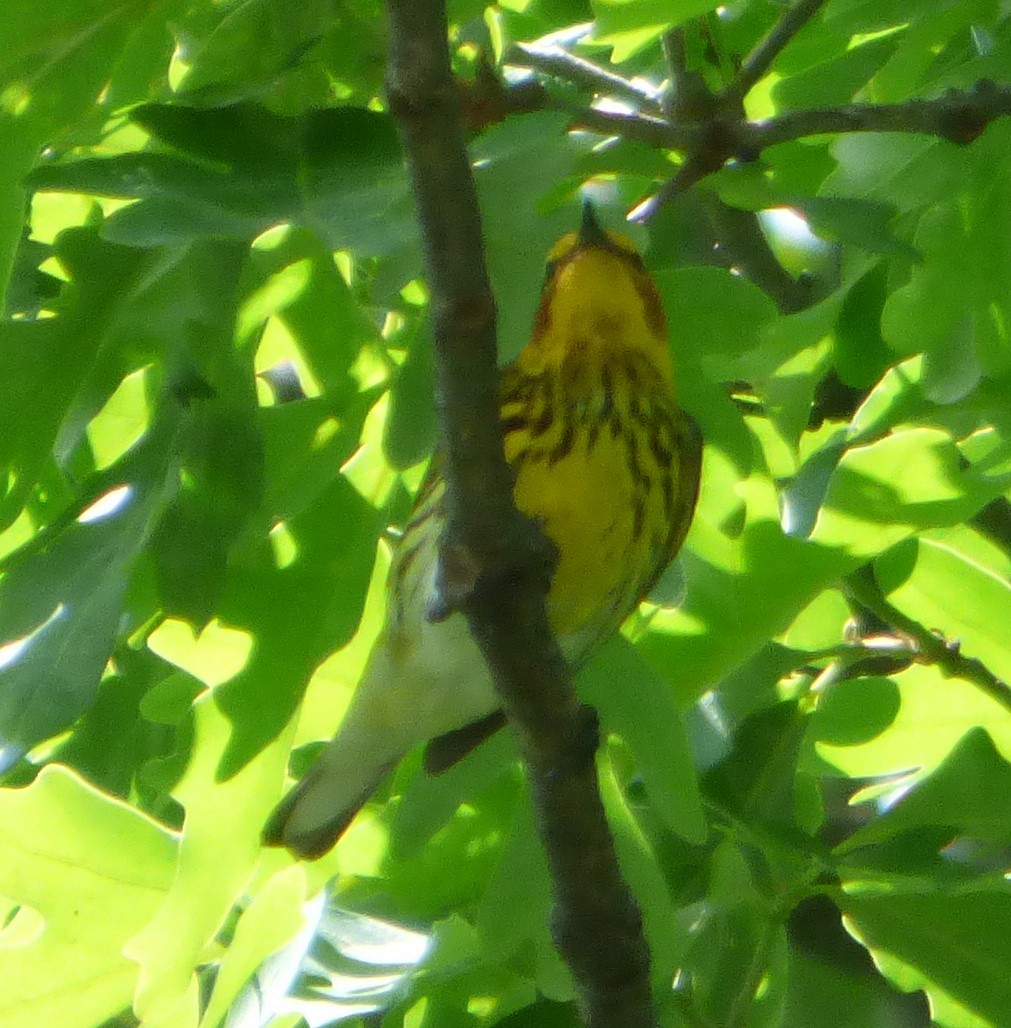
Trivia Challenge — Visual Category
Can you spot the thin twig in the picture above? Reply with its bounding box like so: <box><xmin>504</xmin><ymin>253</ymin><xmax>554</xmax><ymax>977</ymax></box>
<box><xmin>506</xmin><ymin>42</ymin><xmax>664</xmax><ymax>113</ymax></box>
<box><xmin>844</xmin><ymin>567</ymin><xmax>1011</xmax><ymax>716</ymax></box>
<box><xmin>384</xmin><ymin>2</ymin><xmax>658</xmax><ymax>1025</ymax></box>
<box><xmin>722</xmin><ymin>0</ymin><xmax>829</xmax><ymax>107</ymax></box>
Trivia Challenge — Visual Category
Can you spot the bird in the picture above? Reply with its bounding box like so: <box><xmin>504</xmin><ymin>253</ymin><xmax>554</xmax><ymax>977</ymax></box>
<box><xmin>264</xmin><ymin>203</ymin><xmax>702</xmax><ymax>859</ymax></box>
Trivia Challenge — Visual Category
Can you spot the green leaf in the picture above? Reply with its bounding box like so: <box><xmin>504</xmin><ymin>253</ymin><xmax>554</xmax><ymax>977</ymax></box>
<box><xmin>28</xmin><ymin>106</ymin><xmax>418</xmax><ymax>257</ymax></box>
<box><xmin>839</xmin><ymin>728</ymin><xmax>1011</xmax><ymax>854</ymax></box>
<box><xmin>781</xmin><ymin>588</ymin><xmax>850</xmax><ymax>652</ymax></box>
<box><xmin>215</xmin><ymin>475</ymin><xmax>381</xmax><ymax>775</ymax></box>
<box><xmin>808</xmin><ymin>664</ymin><xmax>1011</xmax><ymax>783</ymax></box>
<box><xmin>803</xmin><ymin>197</ymin><xmax>919</xmax><ymax>260</ymax></box>
<box><xmin>686</xmin><ymin>841</ymin><xmax>779</xmax><ymax>1027</ymax></box>
<box><xmin>384</xmin><ymin>317</ymin><xmax>438</xmax><ymax>470</ymax></box>
<box><xmin>772</xmin><ymin>34</ymin><xmax>898</xmax><ymax>111</ymax></box>
<box><xmin>579</xmin><ymin>636</ymin><xmax>706</xmax><ymax>844</ymax></box>
<box><xmin>835</xmin><ymin>262</ymin><xmax>894</xmax><ymax>388</ymax></box>
<box><xmin>258</xmin><ymin>394</ymin><xmax>371</xmax><ymax>522</ymax></box>
<box><xmin>876</xmin><ymin>536</ymin><xmax>1011</xmax><ymax>684</ymax></box>
<box><xmin>846</xmin><ymin>356</ymin><xmax>931</xmax><ymax>441</ymax></box>
<box><xmin>640</xmin><ymin>517</ymin><xmax>855</xmax><ymax>713</ymax></box>
<box><xmin>132</xmin><ymin>101</ymin><xmax>301</xmax><ymax>170</ymax></box>
<box><xmin>823</xmin><ymin>0</ymin><xmax>986</xmax><ymax>34</ymax></box>
<box><xmin>124</xmin><ymin>692</ymin><xmax>293</xmax><ymax>1025</ymax></box>
<box><xmin>472</xmin><ymin>112</ymin><xmax>588</xmax><ymax>360</ymax></box>
<box><xmin>781</xmin><ymin>946</ymin><xmax>925</xmax><ymax>1028</ymax></box>
<box><xmin>0</xmin><ymin>765</ymin><xmax>177</xmax><ymax>1028</ymax></box>
<box><xmin>780</xmin><ymin>433</ymin><xmax>847</xmax><ymax>540</ymax></box>
<box><xmin>588</xmin><ymin>0</ymin><xmax>718</xmax><ymax>60</ymax></box>
<box><xmin>392</xmin><ymin>731</ymin><xmax>518</xmax><ymax>857</ymax></box>
<box><xmin>823</xmin><ymin>135</ymin><xmax>962</xmax><ymax>215</ymax></box>
<box><xmin>884</xmin><ymin>125</ymin><xmax>1011</xmax><ymax>378</ymax></box>
<box><xmin>842</xmin><ymin>886</ymin><xmax>1011</xmax><ymax>1027</ymax></box>
<box><xmin>477</xmin><ymin>800</ymin><xmax>552</xmax><ymax>963</ymax></box>
<box><xmin>0</xmin><ymin>522</ymin><xmax>126</xmax><ymax>759</ymax></box>
<box><xmin>0</xmin><ymin>0</ymin><xmax>155</xmax><ymax>297</ymax></box>
<box><xmin>754</xmin><ymin>299</ymin><xmax>837</xmax><ymax>449</ymax></box>
<box><xmin>598</xmin><ymin>748</ymin><xmax>688</xmax><ymax>984</ymax></box>
<box><xmin>280</xmin><ymin>902</ymin><xmax>433</xmax><ymax>1025</ymax></box>
<box><xmin>149</xmin><ymin>398</ymin><xmax>265</xmax><ymax>626</ymax></box>
<box><xmin>704</xmin><ymin>701</ymin><xmax>807</xmax><ymax>830</ymax></box>
<box><xmin>0</xmin><ymin>435</ymin><xmax>180</xmax><ymax>757</ymax></box>
<box><xmin>867</xmin><ymin>2</ymin><xmax>1001</xmax><ymax>103</ymax></box>
<box><xmin>809</xmin><ymin>676</ymin><xmax>901</xmax><ymax>748</ymax></box>
<box><xmin>198</xmin><ymin>865</ymin><xmax>309</xmax><ymax>1028</ymax></box>
<box><xmin>48</xmin><ymin>651</ymin><xmax>173</xmax><ymax>799</ymax></box>
<box><xmin>656</xmin><ymin>266</ymin><xmax>778</xmax><ymax>357</ymax></box>
<box><xmin>243</xmin><ymin>225</ymin><xmax>373</xmax><ymax>400</ymax></box>
<box><xmin>814</xmin><ymin>428</ymin><xmax>1009</xmax><ymax>558</ymax></box>
<box><xmin>0</xmin><ymin>229</ymin><xmax>154</xmax><ymax>528</ymax></box>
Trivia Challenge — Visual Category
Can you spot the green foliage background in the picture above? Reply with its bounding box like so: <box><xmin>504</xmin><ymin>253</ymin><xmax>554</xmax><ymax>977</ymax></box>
<box><xmin>2</xmin><ymin>1</ymin><xmax>1011</xmax><ymax>1026</ymax></box>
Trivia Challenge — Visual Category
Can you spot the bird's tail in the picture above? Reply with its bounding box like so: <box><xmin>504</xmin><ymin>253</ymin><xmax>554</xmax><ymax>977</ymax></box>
<box><xmin>262</xmin><ymin>641</ymin><xmax>407</xmax><ymax>860</ymax></box>
<box><xmin>262</xmin><ymin>751</ymin><xmax>392</xmax><ymax>860</ymax></box>
<box><xmin>263</xmin><ymin>614</ymin><xmax>501</xmax><ymax>859</ymax></box>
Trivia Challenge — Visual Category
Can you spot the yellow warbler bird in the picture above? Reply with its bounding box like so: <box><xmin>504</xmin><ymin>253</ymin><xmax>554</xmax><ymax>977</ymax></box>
<box><xmin>264</xmin><ymin>205</ymin><xmax>702</xmax><ymax>859</ymax></box>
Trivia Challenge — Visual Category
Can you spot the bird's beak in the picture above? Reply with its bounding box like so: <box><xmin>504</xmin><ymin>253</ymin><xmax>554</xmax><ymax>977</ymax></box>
<box><xmin>579</xmin><ymin>200</ymin><xmax>609</xmax><ymax>248</ymax></box>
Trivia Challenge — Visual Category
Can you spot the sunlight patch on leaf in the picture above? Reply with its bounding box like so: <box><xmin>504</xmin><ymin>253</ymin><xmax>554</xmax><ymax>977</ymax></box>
<box><xmin>28</xmin><ymin>191</ymin><xmax>97</xmax><ymax>245</ymax></box>
<box><xmin>254</xmin><ymin>318</ymin><xmax>323</xmax><ymax>399</ymax></box>
<box><xmin>809</xmin><ymin>664</ymin><xmax>1011</xmax><ymax>784</ymax></box>
<box><xmin>291</xmin><ymin>539</ymin><xmax>389</xmax><ymax>749</ymax></box>
<box><xmin>0</xmin><ymin>507</ymin><xmax>35</xmax><ymax>562</ymax></box>
<box><xmin>0</xmin><ymin>766</ymin><xmax>177</xmax><ymax>1028</ymax></box>
<box><xmin>86</xmin><ymin>367</ymin><xmax>150</xmax><ymax>470</ymax></box>
<box><xmin>0</xmin><ymin>604</ymin><xmax>64</xmax><ymax>673</ymax></box>
<box><xmin>125</xmin><ymin>693</ymin><xmax>294</xmax><ymax>1025</ymax></box>
<box><xmin>239</xmin><ymin>259</ymin><xmax>313</xmax><ymax>342</ymax></box>
<box><xmin>813</xmin><ymin>428</ymin><xmax>1003</xmax><ymax>558</ymax></box>
<box><xmin>341</xmin><ymin>394</ymin><xmax>399</xmax><ymax>508</ymax></box>
<box><xmin>269</xmin><ymin>520</ymin><xmax>299</xmax><ymax>570</ymax></box>
<box><xmin>77</xmin><ymin>484</ymin><xmax>133</xmax><ymax>524</ymax></box>
<box><xmin>147</xmin><ymin>617</ymin><xmax>254</xmax><ymax>689</ymax></box>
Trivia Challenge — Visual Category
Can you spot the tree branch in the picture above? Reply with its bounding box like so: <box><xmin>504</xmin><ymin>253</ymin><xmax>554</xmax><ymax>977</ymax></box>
<box><xmin>384</xmin><ymin>2</ymin><xmax>657</xmax><ymax>1025</ymax></box>
<box><xmin>697</xmin><ymin>194</ymin><xmax>819</xmax><ymax>313</ymax></box>
<box><xmin>742</xmin><ymin>79</ymin><xmax>1011</xmax><ymax>149</ymax></box>
<box><xmin>722</xmin><ymin>0</ymin><xmax>829</xmax><ymax>108</ymax></box>
<box><xmin>502</xmin><ymin>75</ymin><xmax>1011</xmax><ymax>157</ymax></box>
